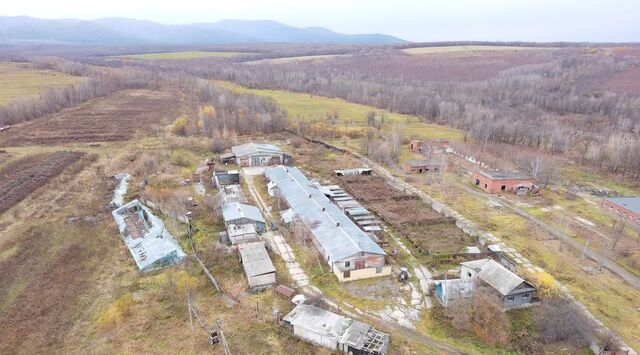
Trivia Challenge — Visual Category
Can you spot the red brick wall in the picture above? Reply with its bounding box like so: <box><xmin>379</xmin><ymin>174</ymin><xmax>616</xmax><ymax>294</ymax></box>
<box><xmin>472</xmin><ymin>173</ymin><xmax>536</xmax><ymax>194</ymax></box>
<box><xmin>602</xmin><ymin>200</ymin><xmax>640</xmax><ymax>224</ymax></box>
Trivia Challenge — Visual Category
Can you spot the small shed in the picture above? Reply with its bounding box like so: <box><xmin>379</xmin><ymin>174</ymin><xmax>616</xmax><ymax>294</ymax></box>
<box><xmin>222</xmin><ymin>202</ymin><xmax>266</xmax><ymax>233</ymax></box>
<box><xmin>220</xmin><ymin>152</ymin><xmax>236</xmax><ymax>165</ymax></box>
<box><xmin>213</xmin><ymin>170</ymin><xmax>240</xmax><ymax>189</ymax></box>
<box><xmin>227</xmin><ymin>223</ymin><xmax>259</xmax><ymax>245</ymax></box>
<box><xmin>238</xmin><ymin>242</ymin><xmax>276</xmax><ymax>291</ymax></box>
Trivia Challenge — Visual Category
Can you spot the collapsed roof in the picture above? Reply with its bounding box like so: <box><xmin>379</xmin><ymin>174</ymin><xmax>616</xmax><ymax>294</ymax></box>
<box><xmin>112</xmin><ymin>199</ymin><xmax>186</xmax><ymax>272</ymax></box>
<box><xmin>283</xmin><ymin>304</ymin><xmax>389</xmax><ymax>354</ymax></box>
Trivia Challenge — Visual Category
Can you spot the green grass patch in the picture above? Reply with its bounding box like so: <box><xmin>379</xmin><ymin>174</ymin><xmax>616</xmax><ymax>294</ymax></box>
<box><xmin>0</xmin><ymin>62</ymin><xmax>82</xmax><ymax>105</ymax></box>
<box><xmin>117</xmin><ymin>51</ymin><xmax>252</xmax><ymax>60</ymax></box>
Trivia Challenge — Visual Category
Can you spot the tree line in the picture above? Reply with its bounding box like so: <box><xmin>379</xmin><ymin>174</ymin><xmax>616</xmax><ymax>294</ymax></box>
<box><xmin>126</xmin><ymin>48</ymin><xmax>640</xmax><ymax>179</ymax></box>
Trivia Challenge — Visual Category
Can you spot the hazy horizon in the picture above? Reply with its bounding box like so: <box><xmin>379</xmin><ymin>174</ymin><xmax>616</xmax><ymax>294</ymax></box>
<box><xmin>2</xmin><ymin>0</ymin><xmax>639</xmax><ymax>42</ymax></box>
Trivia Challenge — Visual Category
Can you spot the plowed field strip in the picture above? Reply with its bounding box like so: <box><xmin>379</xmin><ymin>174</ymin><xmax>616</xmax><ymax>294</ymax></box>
<box><xmin>0</xmin><ymin>151</ymin><xmax>84</xmax><ymax>214</ymax></box>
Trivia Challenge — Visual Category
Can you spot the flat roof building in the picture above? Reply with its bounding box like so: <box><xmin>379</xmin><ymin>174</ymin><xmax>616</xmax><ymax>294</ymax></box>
<box><xmin>472</xmin><ymin>170</ymin><xmax>537</xmax><ymax>194</ymax></box>
<box><xmin>238</xmin><ymin>242</ymin><xmax>276</xmax><ymax>291</ymax></box>
<box><xmin>402</xmin><ymin>159</ymin><xmax>443</xmax><ymax>174</ymax></box>
<box><xmin>266</xmin><ymin>166</ymin><xmax>390</xmax><ymax>282</ymax></box>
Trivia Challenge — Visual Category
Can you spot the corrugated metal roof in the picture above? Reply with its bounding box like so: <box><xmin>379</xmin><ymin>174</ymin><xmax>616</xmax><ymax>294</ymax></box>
<box><xmin>238</xmin><ymin>242</ymin><xmax>276</xmax><ymax>277</ymax></box>
<box><xmin>606</xmin><ymin>196</ymin><xmax>640</xmax><ymax>214</ymax></box>
<box><xmin>232</xmin><ymin>143</ymin><xmax>282</xmax><ymax>157</ymax></box>
<box><xmin>464</xmin><ymin>259</ymin><xmax>528</xmax><ymax>296</ymax></box>
<box><xmin>222</xmin><ymin>202</ymin><xmax>265</xmax><ymax>224</ymax></box>
<box><xmin>266</xmin><ymin>166</ymin><xmax>385</xmax><ymax>262</ymax></box>
<box><xmin>112</xmin><ymin>200</ymin><xmax>186</xmax><ymax>272</ymax></box>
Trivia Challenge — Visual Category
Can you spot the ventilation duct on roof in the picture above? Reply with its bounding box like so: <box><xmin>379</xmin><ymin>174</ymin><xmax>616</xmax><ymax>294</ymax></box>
<box><xmin>336</xmin><ymin>222</ymin><xmax>340</xmax><ymax>227</ymax></box>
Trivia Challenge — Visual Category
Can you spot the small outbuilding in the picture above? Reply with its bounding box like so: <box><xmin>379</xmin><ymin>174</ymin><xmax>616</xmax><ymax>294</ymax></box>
<box><xmin>226</xmin><ymin>223</ymin><xmax>259</xmax><ymax>245</ymax></box>
<box><xmin>222</xmin><ymin>202</ymin><xmax>266</xmax><ymax>233</ymax></box>
<box><xmin>283</xmin><ymin>304</ymin><xmax>389</xmax><ymax>354</ymax></box>
<box><xmin>213</xmin><ymin>170</ymin><xmax>240</xmax><ymax>189</ymax></box>
<box><xmin>435</xmin><ymin>259</ymin><xmax>537</xmax><ymax>309</ymax></box>
<box><xmin>472</xmin><ymin>170</ymin><xmax>537</xmax><ymax>194</ymax></box>
<box><xmin>402</xmin><ymin>159</ymin><xmax>443</xmax><ymax>174</ymax></box>
<box><xmin>238</xmin><ymin>242</ymin><xmax>276</xmax><ymax>291</ymax></box>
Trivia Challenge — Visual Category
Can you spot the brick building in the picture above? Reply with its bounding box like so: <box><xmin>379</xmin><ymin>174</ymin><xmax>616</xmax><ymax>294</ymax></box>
<box><xmin>472</xmin><ymin>170</ymin><xmax>536</xmax><ymax>194</ymax></box>
<box><xmin>602</xmin><ymin>197</ymin><xmax>640</xmax><ymax>225</ymax></box>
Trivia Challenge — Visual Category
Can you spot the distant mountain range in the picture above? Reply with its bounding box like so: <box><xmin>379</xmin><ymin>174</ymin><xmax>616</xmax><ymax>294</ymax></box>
<box><xmin>0</xmin><ymin>16</ymin><xmax>406</xmax><ymax>45</ymax></box>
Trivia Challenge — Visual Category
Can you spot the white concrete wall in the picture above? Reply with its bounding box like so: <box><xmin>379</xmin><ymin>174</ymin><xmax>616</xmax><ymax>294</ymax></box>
<box><xmin>248</xmin><ymin>272</ymin><xmax>276</xmax><ymax>289</ymax></box>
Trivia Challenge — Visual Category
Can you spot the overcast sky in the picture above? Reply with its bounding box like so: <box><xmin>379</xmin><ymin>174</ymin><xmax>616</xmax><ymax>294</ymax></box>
<box><xmin>2</xmin><ymin>0</ymin><xmax>639</xmax><ymax>42</ymax></box>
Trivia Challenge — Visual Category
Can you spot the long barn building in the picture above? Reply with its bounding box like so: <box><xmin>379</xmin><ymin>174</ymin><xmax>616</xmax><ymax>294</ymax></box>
<box><xmin>266</xmin><ymin>166</ymin><xmax>390</xmax><ymax>282</ymax></box>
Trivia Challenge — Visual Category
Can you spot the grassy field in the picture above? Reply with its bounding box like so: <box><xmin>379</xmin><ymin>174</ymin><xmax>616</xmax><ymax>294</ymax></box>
<box><xmin>402</xmin><ymin>45</ymin><xmax>552</xmax><ymax>55</ymax></box>
<box><xmin>216</xmin><ymin>80</ymin><xmax>465</xmax><ymax>142</ymax></box>
<box><xmin>243</xmin><ymin>54</ymin><xmax>347</xmax><ymax>65</ymax></box>
<box><xmin>0</xmin><ymin>62</ymin><xmax>82</xmax><ymax>105</ymax></box>
<box><xmin>117</xmin><ymin>51</ymin><xmax>253</xmax><ymax>60</ymax></box>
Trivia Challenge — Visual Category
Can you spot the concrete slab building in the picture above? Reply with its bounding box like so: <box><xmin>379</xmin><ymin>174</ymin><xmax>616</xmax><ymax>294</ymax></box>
<box><xmin>238</xmin><ymin>242</ymin><xmax>276</xmax><ymax>291</ymax></box>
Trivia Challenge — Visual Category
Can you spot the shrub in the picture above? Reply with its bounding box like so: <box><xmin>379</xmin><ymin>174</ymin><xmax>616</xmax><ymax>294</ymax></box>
<box><xmin>289</xmin><ymin>136</ymin><xmax>306</xmax><ymax>148</ymax></box>
<box><xmin>170</xmin><ymin>150</ymin><xmax>192</xmax><ymax>168</ymax></box>
<box><xmin>535</xmin><ymin>298</ymin><xmax>594</xmax><ymax>347</ymax></box>
<box><xmin>171</xmin><ymin>115</ymin><xmax>189</xmax><ymax>136</ymax></box>
<box><xmin>471</xmin><ymin>288</ymin><xmax>511</xmax><ymax>347</ymax></box>
<box><xmin>527</xmin><ymin>271</ymin><xmax>562</xmax><ymax>299</ymax></box>
<box><xmin>96</xmin><ymin>294</ymin><xmax>134</xmax><ymax>326</ymax></box>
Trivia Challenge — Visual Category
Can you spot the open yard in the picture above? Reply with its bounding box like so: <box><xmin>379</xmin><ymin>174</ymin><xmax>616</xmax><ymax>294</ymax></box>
<box><xmin>0</xmin><ymin>90</ymin><xmax>185</xmax><ymax>146</ymax></box>
<box><xmin>0</xmin><ymin>62</ymin><xmax>82</xmax><ymax>105</ymax></box>
<box><xmin>117</xmin><ymin>51</ymin><xmax>253</xmax><ymax>60</ymax></box>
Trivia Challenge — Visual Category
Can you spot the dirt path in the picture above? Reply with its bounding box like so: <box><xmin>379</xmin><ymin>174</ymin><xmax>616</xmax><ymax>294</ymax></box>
<box><xmin>242</xmin><ymin>166</ymin><xmax>461</xmax><ymax>353</ymax></box>
<box><xmin>458</xmin><ymin>184</ymin><xmax>640</xmax><ymax>289</ymax></box>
